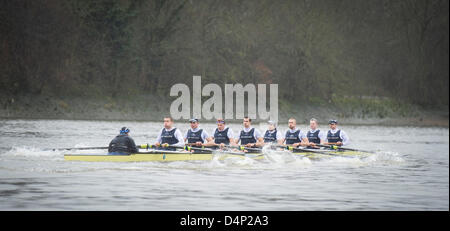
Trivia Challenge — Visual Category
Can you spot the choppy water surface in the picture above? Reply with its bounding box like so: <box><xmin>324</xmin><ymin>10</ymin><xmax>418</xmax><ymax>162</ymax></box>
<box><xmin>0</xmin><ymin>119</ymin><xmax>448</xmax><ymax>210</ymax></box>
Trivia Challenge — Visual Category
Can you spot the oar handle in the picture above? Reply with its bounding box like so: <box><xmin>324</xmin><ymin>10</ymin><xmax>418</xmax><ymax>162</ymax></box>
<box><xmin>316</xmin><ymin>144</ymin><xmax>341</xmax><ymax>150</ymax></box>
<box><xmin>138</xmin><ymin>143</ymin><xmax>265</xmax><ymax>156</ymax></box>
<box><xmin>140</xmin><ymin>144</ymin><xmax>259</xmax><ymax>157</ymax></box>
<box><xmin>273</xmin><ymin>144</ymin><xmax>297</xmax><ymax>150</ymax></box>
<box><xmin>139</xmin><ymin>144</ymin><xmax>212</xmax><ymax>152</ymax></box>
<box><xmin>137</xmin><ymin>143</ymin><xmax>159</xmax><ymax>149</ymax></box>
<box><xmin>224</xmin><ymin>145</ymin><xmax>261</xmax><ymax>151</ymax></box>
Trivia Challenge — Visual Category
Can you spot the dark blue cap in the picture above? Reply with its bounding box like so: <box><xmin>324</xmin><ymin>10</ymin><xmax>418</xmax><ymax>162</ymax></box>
<box><xmin>328</xmin><ymin>120</ymin><xmax>338</xmax><ymax>124</ymax></box>
<box><xmin>189</xmin><ymin>118</ymin><xmax>199</xmax><ymax>123</ymax></box>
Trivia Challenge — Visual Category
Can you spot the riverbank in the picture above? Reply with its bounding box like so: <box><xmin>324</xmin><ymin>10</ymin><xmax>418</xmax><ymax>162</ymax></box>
<box><xmin>0</xmin><ymin>94</ymin><xmax>448</xmax><ymax>127</ymax></box>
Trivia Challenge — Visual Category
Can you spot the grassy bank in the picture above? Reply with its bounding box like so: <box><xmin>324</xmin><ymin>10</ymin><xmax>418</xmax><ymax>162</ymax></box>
<box><xmin>0</xmin><ymin>93</ymin><xmax>448</xmax><ymax>127</ymax></box>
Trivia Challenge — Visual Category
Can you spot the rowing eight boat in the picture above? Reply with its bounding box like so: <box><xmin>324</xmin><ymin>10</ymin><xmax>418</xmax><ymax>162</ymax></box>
<box><xmin>64</xmin><ymin>149</ymin><xmax>370</xmax><ymax>162</ymax></box>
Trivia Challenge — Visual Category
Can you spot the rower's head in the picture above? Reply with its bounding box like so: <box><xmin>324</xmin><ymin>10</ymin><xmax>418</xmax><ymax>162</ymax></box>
<box><xmin>120</xmin><ymin>127</ymin><xmax>130</xmax><ymax>135</ymax></box>
<box><xmin>267</xmin><ymin>120</ymin><xmax>276</xmax><ymax>131</ymax></box>
<box><xmin>310</xmin><ymin>118</ymin><xmax>318</xmax><ymax>130</ymax></box>
<box><xmin>189</xmin><ymin>118</ymin><xmax>199</xmax><ymax>129</ymax></box>
<box><xmin>288</xmin><ymin>118</ymin><xmax>296</xmax><ymax>129</ymax></box>
<box><xmin>328</xmin><ymin>119</ymin><xmax>338</xmax><ymax>130</ymax></box>
<box><xmin>216</xmin><ymin>118</ymin><xmax>225</xmax><ymax>130</ymax></box>
<box><xmin>243</xmin><ymin>117</ymin><xmax>252</xmax><ymax>128</ymax></box>
<box><xmin>163</xmin><ymin>117</ymin><xmax>173</xmax><ymax>129</ymax></box>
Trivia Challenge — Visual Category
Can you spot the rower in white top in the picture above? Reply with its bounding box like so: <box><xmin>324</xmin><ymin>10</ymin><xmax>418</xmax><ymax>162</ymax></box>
<box><xmin>155</xmin><ymin>116</ymin><xmax>185</xmax><ymax>150</ymax></box>
<box><xmin>324</xmin><ymin>119</ymin><xmax>350</xmax><ymax>147</ymax></box>
<box><xmin>207</xmin><ymin>118</ymin><xmax>236</xmax><ymax>148</ymax></box>
<box><xmin>237</xmin><ymin>117</ymin><xmax>264</xmax><ymax>148</ymax></box>
<box><xmin>306</xmin><ymin>118</ymin><xmax>327</xmax><ymax>149</ymax></box>
<box><xmin>263</xmin><ymin>120</ymin><xmax>283</xmax><ymax>145</ymax></box>
<box><xmin>281</xmin><ymin>117</ymin><xmax>309</xmax><ymax>147</ymax></box>
<box><xmin>184</xmin><ymin>118</ymin><xmax>213</xmax><ymax>147</ymax></box>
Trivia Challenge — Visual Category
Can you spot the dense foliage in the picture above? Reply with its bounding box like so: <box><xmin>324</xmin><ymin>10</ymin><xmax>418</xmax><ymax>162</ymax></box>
<box><xmin>1</xmin><ymin>0</ymin><xmax>448</xmax><ymax>108</ymax></box>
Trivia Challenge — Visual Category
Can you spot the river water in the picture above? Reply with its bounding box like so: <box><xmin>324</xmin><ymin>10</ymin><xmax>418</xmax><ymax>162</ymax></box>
<box><xmin>0</xmin><ymin>119</ymin><xmax>448</xmax><ymax>211</ymax></box>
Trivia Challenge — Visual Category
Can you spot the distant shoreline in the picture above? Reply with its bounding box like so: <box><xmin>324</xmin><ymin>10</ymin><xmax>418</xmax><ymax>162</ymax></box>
<box><xmin>1</xmin><ymin>94</ymin><xmax>448</xmax><ymax>127</ymax></box>
<box><xmin>1</xmin><ymin>113</ymin><xmax>447</xmax><ymax>128</ymax></box>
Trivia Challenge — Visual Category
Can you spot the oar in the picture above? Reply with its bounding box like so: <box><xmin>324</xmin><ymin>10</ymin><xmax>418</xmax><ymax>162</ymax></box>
<box><xmin>140</xmin><ymin>143</ymin><xmax>223</xmax><ymax>153</ymax></box>
<box><xmin>211</xmin><ymin>144</ymin><xmax>262</xmax><ymax>152</ymax></box>
<box><xmin>138</xmin><ymin>143</ymin><xmax>208</xmax><ymax>151</ymax></box>
<box><xmin>172</xmin><ymin>145</ymin><xmax>245</xmax><ymax>155</ymax></box>
<box><xmin>48</xmin><ymin>143</ymin><xmax>151</xmax><ymax>151</ymax></box>
<box><xmin>273</xmin><ymin>144</ymin><xmax>349</xmax><ymax>157</ymax></box>
<box><xmin>184</xmin><ymin>143</ymin><xmax>263</xmax><ymax>152</ymax></box>
<box><xmin>167</xmin><ymin>144</ymin><xmax>264</xmax><ymax>158</ymax></box>
<box><xmin>137</xmin><ymin>149</ymin><xmax>192</xmax><ymax>154</ymax></box>
<box><xmin>216</xmin><ymin>150</ymin><xmax>264</xmax><ymax>158</ymax></box>
<box><xmin>315</xmin><ymin>144</ymin><xmax>376</xmax><ymax>154</ymax></box>
<box><xmin>44</xmin><ymin>146</ymin><xmax>109</xmax><ymax>151</ymax></box>
<box><xmin>185</xmin><ymin>142</ymin><xmax>260</xmax><ymax>150</ymax></box>
<box><xmin>138</xmin><ymin>143</ymin><xmax>160</xmax><ymax>150</ymax></box>
<box><xmin>139</xmin><ymin>143</ymin><xmax>264</xmax><ymax>158</ymax></box>
<box><xmin>227</xmin><ymin>144</ymin><xmax>333</xmax><ymax>157</ymax></box>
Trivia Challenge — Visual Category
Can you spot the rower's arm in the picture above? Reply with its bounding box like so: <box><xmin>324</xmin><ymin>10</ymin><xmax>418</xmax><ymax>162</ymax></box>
<box><xmin>203</xmin><ymin>137</ymin><xmax>215</xmax><ymax>146</ymax></box>
<box><xmin>205</xmin><ymin>137</ymin><xmax>213</xmax><ymax>142</ymax></box>
<box><xmin>253</xmin><ymin>129</ymin><xmax>264</xmax><ymax>147</ymax></box>
<box><xmin>174</xmin><ymin>129</ymin><xmax>185</xmax><ymax>146</ymax></box>
<box><xmin>202</xmin><ymin>130</ymin><xmax>212</xmax><ymax>143</ymax></box>
<box><xmin>340</xmin><ymin>131</ymin><xmax>350</xmax><ymax>146</ymax></box>
<box><xmin>323</xmin><ymin>133</ymin><xmax>330</xmax><ymax>145</ymax></box>
<box><xmin>319</xmin><ymin>131</ymin><xmax>327</xmax><ymax>144</ymax></box>
<box><xmin>228</xmin><ymin>138</ymin><xmax>236</xmax><ymax>146</ymax></box>
<box><xmin>300</xmin><ymin>137</ymin><xmax>309</xmax><ymax>147</ymax></box>
<box><xmin>255</xmin><ymin>137</ymin><xmax>264</xmax><ymax>147</ymax></box>
<box><xmin>155</xmin><ymin>132</ymin><xmax>162</xmax><ymax>145</ymax></box>
<box><xmin>298</xmin><ymin>131</ymin><xmax>309</xmax><ymax>147</ymax></box>
<box><xmin>276</xmin><ymin>132</ymin><xmax>284</xmax><ymax>146</ymax></box>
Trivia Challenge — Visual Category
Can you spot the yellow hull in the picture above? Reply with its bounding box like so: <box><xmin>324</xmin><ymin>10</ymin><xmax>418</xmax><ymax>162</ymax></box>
<box><xmin>64</xmin><ymin>150</ymin><xmax>368</xmax><ymax>162</ymax></box>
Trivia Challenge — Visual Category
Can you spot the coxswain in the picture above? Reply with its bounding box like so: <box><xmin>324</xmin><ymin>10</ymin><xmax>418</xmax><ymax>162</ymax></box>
<box><xmin>155</xmin><ymin>117</ymin><xmax>185</xmax><ymax>150</ymax></box>
<box><xmin>108</xmin><ymin>127</ymin><xmax>138</xmax><ymax>155</ymax></box>
<box><xmin>324</xmin><ymin>119</ymin><xmax>350</xmax><ymax>147</ymax></box>
<box><xmin>281</xmin><ymin>117</ymin><xmax>308</xmax><ymax>147</ymax></box>
<box><xmin>184</xmin><ymin>118</ymin><xmax>213</xmax><ymax>147</ymax></box>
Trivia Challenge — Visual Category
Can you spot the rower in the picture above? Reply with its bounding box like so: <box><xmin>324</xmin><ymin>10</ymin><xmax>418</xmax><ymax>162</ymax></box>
<box><xmin>281</xmin><ymin>117</ymin><xmax>308</xmax><ymax>147</ymax></box>
<box><xmin>108</xmin><ymin>127</ymin><xmax>138</xmax><ymax>155</ymax></box>
<box><xmin>324</xmin><ymin>119</ymin><xmax>350</xmax><ymax>147</ymax></box>
<box><xmin>306</xmin><ymin>118</ymin><xmax>326</xmax><ymax>149</ymax></box>
<box><xmin>263</xmin><ymin>120</ymin><xmax>283</xmax><ymax>145</ymax></box>
<box><xmin>184</xmin><ymin>118</ymin><xmax>213</xmax><ymax>147</ymax></box>
<box><xmin>208</xmin><ymin>118</ymin><xmax>235</xmax><ymax>149</ymax></box>
<box><xmin>155</xmin><ymin>117</ymin><xmax>185</xmax><ymax>150</ymax></box>
<box><xmin>237</xmin><ymin>117</ymin><xmax>264</xmax><ymax>148</ymax></box>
